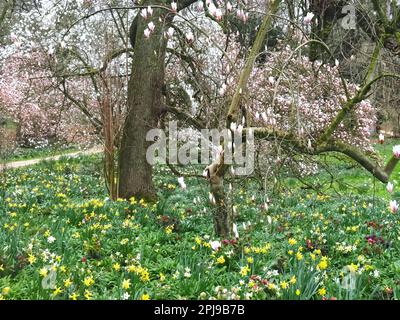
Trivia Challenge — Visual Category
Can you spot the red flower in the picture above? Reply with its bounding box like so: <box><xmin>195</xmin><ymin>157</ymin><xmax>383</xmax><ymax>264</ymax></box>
<box><xmin>82</xmin><ymin>257</ymin><xmax>87</xmax><ymax>263</ymax></box>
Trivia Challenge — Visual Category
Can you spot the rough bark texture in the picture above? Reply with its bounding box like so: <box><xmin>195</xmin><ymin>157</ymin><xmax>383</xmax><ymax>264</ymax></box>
<box><xmin>118</xmin><ymin>2</ymin><xmax>168</xmax><ymax>201</ymax></box>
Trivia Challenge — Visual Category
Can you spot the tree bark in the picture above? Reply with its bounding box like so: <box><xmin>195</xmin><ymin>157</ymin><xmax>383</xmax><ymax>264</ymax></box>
<box><xmin>118</xmin><ymin>3</ymin><xmax>168</xmax><ymax>201</ymax></box>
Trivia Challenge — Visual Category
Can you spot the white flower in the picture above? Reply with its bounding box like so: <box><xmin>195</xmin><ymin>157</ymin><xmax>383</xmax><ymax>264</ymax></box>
<box><xmin>387</xmin><ymin>182</ymin><xmax>394</xmax><ymax>193</ymax></box>
<box><xmin>393</xmin><ymin>145</ymin><xmax>400</xmax><ymax>158</ymax></box>
<box><xmin>47</xmin><ymin>236</ymin><xmax>56</xmax><ymax>243</ymax></box>
<box><xmin>122</xmin><ymin>292</ymin><xmax>130</xmax><ymax>300</ymax></box>
<box><xmin>140</xmin><ymin>8</ymin><xmax>148</xmax><ymax>19</ymax></box>
<box><xmin>233</xmin><ymin>223</ymin><xmax>239</xmax><ymax>239</ymax></box>
<box><xmin>186</xmin><ymin>31</ymin><xmax>194</xmax><ymax>42</ymax></box>
<box><xmin>268</xmin><ymin>76</ymin><xmax>275</xmax><ymax>85</ymax></box>
<box><xmin>177</xmin><ymin>176</ymin><xmax>186</xmax><ymax>190</ymax></box>
<box><xmin>171</xmin><ymin>1</ymin><xmax>177</xmax><ymax>12</ymax></box>
<box><xmin>379</xmin><ymin>133</ymin><xmax>384</xmax><ymax>143</ymax></box>
<box><xmin>166</xmin><ymin>27</ymin><xmax>174</xmax><ymax>39</ymax></box>
<box><xmin>390</xmin><ymin>200</ymin><xmax>399</xmax><ymax>213</ymax></box>
<box><xmin>227</xmin><ymin>2</ymin><xmax>233</xmax><ymax>12</ymax></box>
<box><xmin>144</xmin><ymin>28</ymin><xmax>151</xmax><ymax>38</ymax></box>
<box><xmin>215</xmin><ymin>9</ymin><xmax>223</xmax><ymax>21</ymax></box>
<box><xmin>210</xmin><ymin>240</ymin><xmax>221</xmax><ymax>251</ymax></box>
<box><xmin>304</xmin><ymin>12</ymin><xmax>315</xmax><ymax>24</ymax></box>
<box><xmin>148</xmin><ymin>22</ymin><xmax>155</xmax><ymax>32</ymax></box>
<box><xmin>147</xmin><ymin>6</ymin><xmax>153</xmax><ymax>16</ymax></box>
<box><xmin>335</xmin><ymin>59</ymin><xmax>340</xmax><ymax>67</ymax></box>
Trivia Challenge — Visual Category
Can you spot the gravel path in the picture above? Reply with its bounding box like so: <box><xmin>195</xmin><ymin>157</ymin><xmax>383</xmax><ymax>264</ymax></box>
<box><xmin>0</xmin><ymin>147</ymin><xmax>102</xmax><ymax>170</ymax></box>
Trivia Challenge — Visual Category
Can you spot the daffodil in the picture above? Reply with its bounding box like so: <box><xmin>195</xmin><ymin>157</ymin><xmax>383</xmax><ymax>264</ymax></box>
<box><xmin>122</xmin><ymin>279</ymin><xmax>131</xmax><ymax>290</ymax></box>
<box><xmin>141</xmin><ymin>293</ymin><xmax>150</xmax><ymax>300</ymax></box>
<box><xmin>217</xmin><ymin>255</ymin><xmax>226</xmax><ymax>264</ymax></box>
<box><xmin>83</xmin><ymin>275</ymin><xmax>94</xmax><ymax>287</ymax></box>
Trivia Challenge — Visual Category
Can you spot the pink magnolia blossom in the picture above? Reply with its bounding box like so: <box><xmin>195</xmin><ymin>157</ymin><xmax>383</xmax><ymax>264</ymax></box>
<box><xmin>390</xmin><ymin>200</ymin><xmax>399</xmax><ymax>213</ymax></box>
<box><xmin>171</xmin><ymin>2</ymin><xmax>177</xmax><ymax>13</ymax></box>
<box><xmin>304</xmin><ymin>12</ymin><xmax>315</xmax><ymax>24</ymax></box>
<box><xmin>148</xmin><ymin>22</ymin><xmax>155</xmax><ymax>32</ymax></box>
<box><xmin>387</xmin><ymin>182</ymin><xmax>394</xmax><ymax>193</ymax></box>
<box><xmin>210</xmin><ymin>240</ymin><xmax>221</xmax><ymax>251</ymax></box>
<box><xmin>393</xmin><ymin>145</ymin><xmax>400</xmax><ymax>158</ymax></box>
<box><xmin>144</xmin><ymin>28</ymin><xmax>151</xmax><ymax>38</ymax></box>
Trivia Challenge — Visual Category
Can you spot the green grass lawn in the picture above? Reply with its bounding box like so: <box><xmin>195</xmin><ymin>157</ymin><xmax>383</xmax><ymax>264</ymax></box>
<box><xmin>1</xmin><ymin>141</ymin><xmax>400</xmax><ymax>300</ymax></box>
<box><xmin>285</xmin><ymin>138</ymin><xmax>400</xmax><ymax>200</ymax></box>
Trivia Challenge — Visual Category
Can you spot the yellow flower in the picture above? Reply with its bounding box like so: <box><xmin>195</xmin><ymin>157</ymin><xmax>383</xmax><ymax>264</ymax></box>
<box><xmin>280</xmin><ymin>281</ymin><xmax>289</xmax><ymax>289</ymax></box>
<box><xmin>28</xmin><ymin>254</ymin><xmax>36</xmax><ymax>265</ymax></box>
<box><xmin>296</xmin><ymin>289</ymin><xmax>301</xmax><ymax>296</ymax></box>
<box><xmin>141</xmin><ymin>293</ymin><xmax>150</xmax><ymax>300</ymax></box>
<box><xmin>39</xmin><ymin>268</ymin><xmax>48</xmax><ymax>277</ymax></box>
<box><xmin>296</xmin><ymin>252</ymin><xmax>303</xmax><ymax>261</ymax></box>
<box><xmin>288</xmin><ymin>238</ymin><xmax>297</xmax><ymax>245</ymax></box>
<box><xmin>64</xmin><ymin>278</ymin><xmax>73</xmax><ymax>288</ymax></box>
<box><xmin>83</xmin><ymin>276</ymin><xmax>94</xmax><ymax>287</ymax></box>
<box><xmin>318</xmin><ymin>257</ymin><xmax>328</xmax><ymax>270</ymax></box>
<box><xmin>268</xmin><ymin>283</ymin><xmax>277</xmax><ymax>290</ymax></box>
<box><xmin>84</xmin><ymin>289</ymin><xmax>92</xmax><ymax>300</ymax></box>
<box><xmin>127</xmin><ymin>265</ymin><xmax>137</xmax><ymax>273</ymax></box>
<box><xmin>140</xmin><ymin>269</ymin><xmax>150</xmax><ymax>282</ymax></box>
<box><xmin>159</xmin><ymin>273</ymin><xmax>166</xmax><ymax>282</ymax></box>
<box><xmin>69</xmin><ymin>292</ymin><xmax>79</xmax><ymax>300</ymax></box>
<box><xmin>348</xmin><ymin>263</ymin><xmax>358</xmax><ymax>273</ymax></box>
<box><xmin>290</xmin><ymin>276</ymin><xmax>297</xmax><ymax>284</ymax></box>
<box><xmin>288</xmin><ymin>250</ymin><xmax>294</xmax><ymax>255</ymax></box>
<box><xmin>129</xmin><ymin>197</ymin><xmax>137</xmax><ymax>205</ymax></box>
<box><xmin>113</xmin><ymin>263</ymin><xmax>121</xmax><ymax>271</ymax></box>
<box><xmin>60</xmin><ymin>266</ymin><xmax>67</xmax><ymax>273</ymax></box>
<box><xmin>217</xmin><ymin>255</ymin><xmax>226</xmax><ymax>265</ymax></box>
<box><xmin>165</xmin><ymin>225</ymin><xmax>174</xmax><ymax>234</ymax></box>
<box><xmin>122</xmin><ymin>279</ymin><xmax>131</xmax><ymax>290</ymax></box>
<box><xmin>247</xmin><ymin>257</ymin><xmax>254</xmax><ymax>264</ymax></box>
<box><xmin>2</xmin><ymin>287</ymin><xmax>10</xmax><ymax>295</ymax></box>
<box><xmin>0</xmin><ymin>264</ymin><xmax>4</xmax><ymax>271</ymax></box>
<box><xmin>240</xmin><ymin>265</ymin><xmax>251</xmax><ymax>277</ymax></box>
<box><xmin>53</xmin><ymin>287</ymin><xmax>63</xmax><ymax>296</ymax></box>
<box><xmin>318</xmin><ymin>287</ymin><xmax>327</xmax><ymax>296</ymax></box>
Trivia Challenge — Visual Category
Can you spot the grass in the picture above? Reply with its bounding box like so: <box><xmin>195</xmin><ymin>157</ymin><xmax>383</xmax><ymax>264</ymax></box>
<box><xmin>286</xmin><ymin>138</ymin><xmax>400</xmax><ymax>200</ymax></box>
<box><xmin>0</xmin><ymin>141</ymin><xmax>400</xmax><ymax>300</ymax></box>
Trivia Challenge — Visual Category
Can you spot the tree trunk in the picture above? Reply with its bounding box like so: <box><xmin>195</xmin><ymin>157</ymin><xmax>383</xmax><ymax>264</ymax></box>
<box><xmin>118</xmin><ymin>4</ymin><xmax>168</xmax><ymax>201</ymax></box>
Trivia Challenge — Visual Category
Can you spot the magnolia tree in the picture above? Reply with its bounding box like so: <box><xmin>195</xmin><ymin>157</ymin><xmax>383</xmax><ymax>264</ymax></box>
<box><xmin>0</xmin><ymin>51</ymin><xmax>96</xmax><ymax>146</ymax></box>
